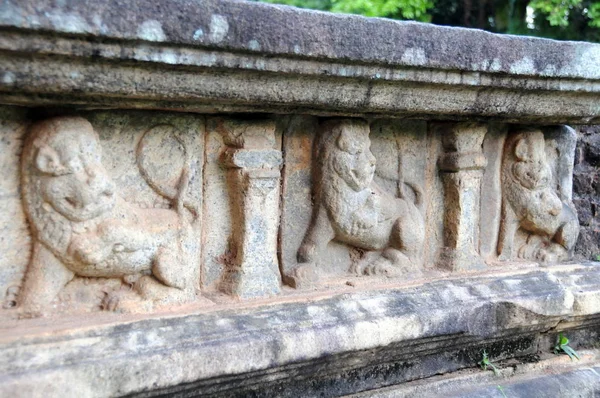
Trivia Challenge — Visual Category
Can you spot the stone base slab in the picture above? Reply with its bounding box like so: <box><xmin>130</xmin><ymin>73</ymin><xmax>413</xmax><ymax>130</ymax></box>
<box><xmin>362</xmin><ymin>349</ymin><xmax>600</xmax><ymax>398</ymax></box>
<box><xmin>1</xmin><ymin>262</ymin><xmax>600</xmax><ymax>397</ymax></box>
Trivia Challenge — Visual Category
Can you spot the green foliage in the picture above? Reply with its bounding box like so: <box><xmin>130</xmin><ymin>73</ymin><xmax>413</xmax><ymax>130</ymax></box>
<box><xmin>554</xmin><ymin>332</ymin><xmax>581</xmax><ymax>360</ymax></box>
<box><xmin>590</xmin><ymin>3</ymin><xmax>600</xmax><ymax>27</ymax></box>
<box><xmin>530</xmin><ymin>0</ymin><xmax>582</xmax><ymax>27</ymax></box>
<box><xmin>330</xmin><ymin>0</ymin><xmax>434</xmax><ymax>21</ymax></box>
<box><xmin>497</xmin><ymin>385</ymin><xmax>508</xmax><ymax>398</ymax></box>
<box><xmin>479</xmin><ymin>350</ymin><xmax>501</xmax><ymax>376</ymax></box>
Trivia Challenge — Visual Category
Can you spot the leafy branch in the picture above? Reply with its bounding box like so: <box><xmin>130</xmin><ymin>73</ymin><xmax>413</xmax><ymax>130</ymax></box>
<box><xmin>479</xmin><ymin>350</ymin><xmax>501</xmax><ymax>376</ymax></box>
<box><xmin>554</xmin><ymin>332</ymin><xmax>580</xmax><ymax>360</ymax></box>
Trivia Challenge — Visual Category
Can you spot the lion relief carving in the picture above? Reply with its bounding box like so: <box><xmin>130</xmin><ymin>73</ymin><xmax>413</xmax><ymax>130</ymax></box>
<box><xmin>498</xmin><ymin>129</ymin><xmax>579</xmax><ymax>263</ymax></box>
<box><xmin>18</xmin><ymin>116</ymin><xmax>198</xmax><ymax>314</ymax></box>
<box><xmin>288</xmin><ymin>119</ymin><xmax>425</xmax><ymax>287</ymax></box>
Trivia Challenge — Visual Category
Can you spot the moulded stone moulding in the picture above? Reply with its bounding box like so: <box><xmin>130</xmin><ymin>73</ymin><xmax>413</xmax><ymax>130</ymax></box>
<box><xmin>1</xmin><ymin>0</ymin><xmax>600</xmax><ymax>123</ymax></box>
<box><xmin>0</xmin><ymin>0</ymin><xmax>599</xmax><ymax>396</ymax></box>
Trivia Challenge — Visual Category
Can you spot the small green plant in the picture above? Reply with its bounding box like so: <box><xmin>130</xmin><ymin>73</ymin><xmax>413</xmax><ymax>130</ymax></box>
<box><xmin>479</xmin><ymin>350</ymin><xmax>500</xmax><ymax>376</ymax></box>
<box><xmin>554</xmin><ymin>332</ymin><xmax>580</xmax><ymax>361</ymax></box>
<box><xmin>595</xmin><ymin>254</ymin><xmax>600</xmax><ymax>262</ymax></box>
<box><xmin>497</xmin><ymin>385</ymin><xmax>507</xmax><ymax>398</ymax></box>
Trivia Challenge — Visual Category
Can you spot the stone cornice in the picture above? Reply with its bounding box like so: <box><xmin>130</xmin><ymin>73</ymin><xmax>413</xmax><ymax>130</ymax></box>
<box><xmin>0</xmin><ymin>0</ymin><xmax>599</xmax><ymax>122</ymax></box>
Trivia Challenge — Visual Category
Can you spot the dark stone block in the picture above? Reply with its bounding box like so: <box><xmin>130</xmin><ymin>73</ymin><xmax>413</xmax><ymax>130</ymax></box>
<box><xmin>574</xmin><ymin>228</ymin><xmax>600</xmax><ymax>260</ymax></box>
<box><xmin>573</xmin><ymin>198</ymin><xmax>592</xmax><ymax>226</ymax></box>
<box><xmin>573</xmin><ymin>171</ymin><xmax>596</xmax><ymax>196</ymax></box>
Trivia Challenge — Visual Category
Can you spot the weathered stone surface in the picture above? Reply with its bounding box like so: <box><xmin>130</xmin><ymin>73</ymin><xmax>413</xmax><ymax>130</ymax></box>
<box><xmin>437</xmin><ymin>123</ymin><xmax>487</xmax><ymax>271</ymax></box>
<box><xmin>0</xmin><ymin>1</ymin><xmax>597</xmax><ymax>396</ymax></box>
<box><xmin>0</xmin><ymin>1</ymin><xmax>599</xmax><ymax>122</ymax></box>
<box><xmin>217</xmin><ymin>119</ymin><xmax>282</xmax><ymax>298</ymax></box>
<box><xmin>0</xmin><ymin>107</ymin><xmax>30</xmax><ymax>310</ymax></box>
<box><xmin>281</xmin><ymin>118</ymin><xmax>431</xmax><ymax>288</ymax></box>
<box><xmin>358</xmin><ymin>351</ymin><xmax>600</xmax><ymax>398</ymax></box>
<box><xmin>289</xmin><ymin>119</ymin><xmax>425</xmax><ymax>287</ymax></box>
<box><xmin>479</xmin><ymin>123</ymin><xmax>506</xmax><ymax>260</ymax></box>
<box><xmin>1</xmin><ymin>263</ymin><xmax>600</xmax><ymax>397</ymax></box>
<box><xmin>498</xmin><ymin>127</ymin><xmax>579</xmax><ymax>263</ymax></box>
<box><xmin>573</xmin><ymin>125</ymin><xmax>600</xmax><ymax>262</ymax></box>
<box><xmin>2</xmin><ymin>0</ymin><xmax>600</xmax><ymax>81</ymax></box>
<box><xmin>0</xmin><ymin>109</ymin><xmax>205</xmax><ymax>315</ymax></box>
<box><xmin>201</xmin><ymin>117</ymin><xmax>284</xmax><ymax>294</ymax></box>
<box><xmin>0</xmin><ymin>107</ymin><xmax>584</xmax><ymax>394</ymax></box>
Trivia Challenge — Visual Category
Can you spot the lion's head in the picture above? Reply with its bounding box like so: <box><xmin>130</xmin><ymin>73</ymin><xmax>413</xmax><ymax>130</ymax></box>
<box><xmin>317</xmin><ymin>119</ymin><xmax>376</xmax><ymax>192</ymax></box>
<box><xmin>22</xmin><ymin>117</ymin><xmax>116</xmax><ymax>255</ymax></box>
<box><xmin>510</xmin><ymin>129</ymin><xmax>553</xmax><ymax>191</ymax></box>
<box><xmin>507</xmin><ymin>129</ymin><xmax>563</xmax><ymax>219</ymax></box>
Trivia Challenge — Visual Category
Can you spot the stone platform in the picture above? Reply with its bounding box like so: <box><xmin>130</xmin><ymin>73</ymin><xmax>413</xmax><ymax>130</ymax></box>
<box><xmin>0</xmin><ymin>0</ymin><xmax>599</xmax><ymax>397</ymax></box>
<box><xmin>2</xmin><ymin>262</ymin><xmax>600</xmax><ymax>396</ymax></box>
<box><xmin>359</xmin><ymin>350</ymin><xmax>600</xmax><ymax>398</ymax></box>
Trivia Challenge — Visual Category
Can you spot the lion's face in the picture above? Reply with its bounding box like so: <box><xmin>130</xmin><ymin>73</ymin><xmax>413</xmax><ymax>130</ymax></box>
<box><xmin>331</xmin><ymin>122</ymin><xmax>376</xmax><ymax>192</ymax></box>
<box><xmin>29</xmin><ymin>118</ymin><xmax>116</xmax><ymax>222</ymax></box>
<box><xmin>511</xmin><ymin>130</ymin><xmax>552</xmax><ymax>190</ymax></box>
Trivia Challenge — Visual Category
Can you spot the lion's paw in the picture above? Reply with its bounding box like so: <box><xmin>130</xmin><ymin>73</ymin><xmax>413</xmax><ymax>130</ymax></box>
<box><xmin>364</xmin><ymin>257</ymin><xmax>403</xmax><ymax>278</ymax></box>
<box><xmin>286</xmin><ymin>264</ymin><xmax>320</xmax><ymax>289</ymax></box>
<box><xmin>100</xmin><ymin>291</ymin><xmax>120</xmax><ymax>312</ymax></box>
<box><xmin>100</xmin><ymin>288</ymin><xmax>143</xmax><ymax>312</ymax></box>
<box><xmin>297</xmin><ymin>243</ymin><xmax>316</xmax><ymax>264</ymax></box>
<box><xmin>535</xmin><ymin>244</ymin><xmax>567</xmax><ymax>264</ymax></box>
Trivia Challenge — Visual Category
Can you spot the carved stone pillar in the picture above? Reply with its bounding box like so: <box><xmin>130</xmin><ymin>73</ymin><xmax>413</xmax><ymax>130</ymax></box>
<box><xmin>438</xmin><ymin>123</ymin><xmax>488</xmax><ymax>271</ymax></box>
<box><xmin>218</xmin><ymin>120</ymin><xmax>282</xmax><ymax>298</ymax></box>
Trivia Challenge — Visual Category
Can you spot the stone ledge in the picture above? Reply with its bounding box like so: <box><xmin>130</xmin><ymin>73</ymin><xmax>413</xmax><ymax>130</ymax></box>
<box><xmin>1</xmin><ymin>263</ymin><xmax>599</xmax><ymax>397</ymax></box>
<box><xmin>0</xmin><ymin>1</ymin><xmax>600</xmax><ymax>122</ymax></box>
<box><xmin>2</xmin><ymin>0</ymin><xmax>600</xmax><ymax>80</ymax></box>
<box><xmin>360</xmin><ymin>350</ymin><xmax>600</xmax><ymax>397</ymax></box>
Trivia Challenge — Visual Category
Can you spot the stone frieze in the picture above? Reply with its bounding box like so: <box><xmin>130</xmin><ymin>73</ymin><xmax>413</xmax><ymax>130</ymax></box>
<box><xmin>0</xmin><ymin>111</ymin><xmax>581</xmax><ymax>316</ymax></box>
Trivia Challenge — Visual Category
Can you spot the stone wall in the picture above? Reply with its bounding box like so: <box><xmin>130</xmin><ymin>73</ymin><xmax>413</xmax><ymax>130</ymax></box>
<box><xmin>1</xmin><ymin>1</ymin><xmax>600</xmax><ymax>397</ymax></box>
<box><xmin>574</xmin><ymin>126</ymin><xmax>600</xmax><ymax>261</ymax></box>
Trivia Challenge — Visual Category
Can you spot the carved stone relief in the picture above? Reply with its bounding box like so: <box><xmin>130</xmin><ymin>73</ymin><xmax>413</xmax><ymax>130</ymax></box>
<box><xmin>0</xmin><ymin>107</ymin><xmax>30</xmax><ymax>310</ymax></box>
<box><xmin>0</xmin><ymin>105</ymin><xmax>583</xmax><ymax>318</ymax></box>
<box><xmin>12</xmin><ymin>114</ymin><xmax>204</xmax><ymax>315</ymax></box>
<box><xmin>217</xmin><ymin>119</ymin><xmax>283</xmax><ymax>298</ymax></box>
<box><xmin>437</xmin><ymin>123</ymin><xmax>488</xmax><ymax>271</ymax></box>
<box><xmin>201</xmin><ymin>117</ymin><xmax>284</xmax><ymax>297</ymax></box>
<box><xmin>498</xmin><ymin>128</ymin><xmax>580</xmax><ymax>263</ymax></box>
<box><xmin>478</xmin><ymin>124</ymin><xmax>506</xmax><ymax>260</ymax></box>
<box><xmin>286</xmin><ymin>119</ymin><xmax>426</xmax><ymax>288</ymax></box>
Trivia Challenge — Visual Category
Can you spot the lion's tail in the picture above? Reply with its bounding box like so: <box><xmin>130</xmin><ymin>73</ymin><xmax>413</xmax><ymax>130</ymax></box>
<box><xmin>398</xmin><ymin>181</ymin><xmax>423</xmax><ymax>209</ymax></box>
<box><xmin>175</xmin><ymin>164</ymin><xmax>199</xmax><ymax>221</ymax></box>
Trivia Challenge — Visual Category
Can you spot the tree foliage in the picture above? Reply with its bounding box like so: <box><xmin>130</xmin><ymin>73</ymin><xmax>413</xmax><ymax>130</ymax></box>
<box><xmin>530</xmin><ymin>0</ymin><xmax>582</xmax><ymax>27</ymax></box>
<box><xmin>330</xmin><ymin>0</ymin><xmax>434</xmax><ymax>21</ymax></box>
<box><xmin>257</xmin><ymin>0</ymin><xmax>600</xmax><ymax>41</ymax></box>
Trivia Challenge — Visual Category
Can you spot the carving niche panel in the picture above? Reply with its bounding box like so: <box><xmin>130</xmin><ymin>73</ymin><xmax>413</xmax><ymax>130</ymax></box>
<box><xmin>7</xmin><ymin>112</ymin><xmax>205</xmax><ymax>316</ymax></box>
<box><xmin>498</xmin><ymin>127</ymin><xmax>579</xmax><ymax>263</ymax></box>
<box><xmin>280</xmin><ymin>118</ymin><xmax>430</xmax><ymax>288</ymax></box>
